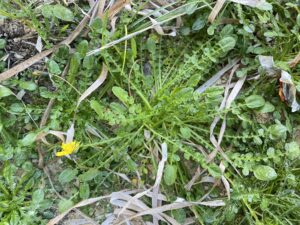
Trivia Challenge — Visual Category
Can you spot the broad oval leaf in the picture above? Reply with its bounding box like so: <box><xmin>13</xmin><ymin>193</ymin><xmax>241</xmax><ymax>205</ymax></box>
<box><xmin>0</xmin><ymin>85</ymin><xmax>13</xmax><ymax>98</ymax></box>
<box><xmin>259</xmin><ymin>101</ymin><xmax>275</xmax><ymax>113</ymax></box>
<box><xmin>58</xmin><ymin>199</ymin><xmax>74</xmax><ymax>213</ymax></box>
<box><xmin>19</xmin><ymin>81</ymin><xmax>37</xmax><ymax>91</ymax></box>
<box><xmin>285</xmin><ymin>142</ymin><xmax>300</xmax><ymax>160</ymax></box>
<box><xmin>112</xmin><ymin>86</ymin><xmax>130</xmax><ymax>105</ymax></box>
<box><xmin>32</xmin><ymin>189</ymin><xmax>44</xmax><ymax>203</ymax></box>
<box><xmin>245</xmin><ymin>95</ymin><xmax>265</xmax><ymax>109</ymax></box>
<box><xmin>53</xmin><ymin>4</ymin><xmax>74</xmax><ymax>22</ymax></box>
<box><xmin>180</xmin><ymin>127</ymin><xmax>191</xmax><ymax>139</ymax></box>
<box><xmin>0</xmin><ymin>39</ymin><xmax>6</xmax><ymax>49</ymax></box>
<box><xmin>268</xmin><ymin>124</ymin><xmax>287</xmax><ymax>140</ymax></box>
<box><xmin>254</xmin><ymin>165</ymin><xmax>277</xmax><ymax>181</ymax></box>
<box><xmin>83</xmin><ymin>55</ymin><xmax>95</xmax><ymax>69</ymax></box>
<box><xmin>90</xmin><ymin>100</ymin><xmax>104</xmax><ymax>118</ymax></box>
<box><xmin>47</xmin><ymin>60</ymin><xmax>61</xmax><ymax>74</ymax></box>
<box><xmin>79</xmin><ymin>168</ymin><xmax>99</xmax><ymax>182</ymax></box>
<box><xmin>207</xmin><ymin>163</ymin><xmax>222</xmax><ymax>178</ymax></box>
<box><xmin>218</xmin><ymin>37</ymin><xmax>236</xmax><ymax>52</ymax></box>
<box><xmin>172</xmin><ymin>208</ymin><xmax>186</xmax><ymax>224</ymax></box>
<box><xmin>20</xmin><ymin>133</ymin><xmax>37</xmax><ymax>146</ymax></box>
<box><xmin>58</xmin><ymin>169</ymin><xmax>78</xmax><ymax>184</ymax></box>
<box><xmin>41</xmin><ymin>5</ymin><xmax>54</xmax><ymax>18</ymax></box>
<box><xmin>192</xmin><ymin>17</ymin><xmax>206</xmax><ymax>31</ymax></box>
<box><xmin>164</xmin><ymin>165</ymin><xmax>177</xmax><ymax>186</ymax></box>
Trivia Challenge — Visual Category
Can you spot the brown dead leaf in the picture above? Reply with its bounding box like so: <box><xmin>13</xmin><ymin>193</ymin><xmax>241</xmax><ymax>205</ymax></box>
<box><xmin>117</xmin><ymin>143</ymin><xmax>167</xmax><ymax>217</ymax></box>
<box><xmin>209</xmin><ymin>0</ymin><xmax>270</xmax><ymax>23</ymax></box>
<box><xmin>97</xmin><ymin>0</ymin><xmax>106</xmax><ymax>18</ymax></box>
<box><xmin>116</xmin><ymin>199</ymin><xmax>225</xmax><ymax>225</ymax></box>
<box><xmin>108</xmin><ymin>0</ymin><xmax>131</xmax><ymax>19</ymax></box>
<box><xmin>219</xmin><ymin>161</ymin><xmax>230</xmax><ymax>199</ymax></box>
<box><xmin>196</xmin><ymin>58</ymin><xmax>240</xmax><ymax>94</ymax></box>
<box><xmin>280</xmin><ymin>70</ymin><xmax>300</xmax><ymax>112</ymax></box>
<box><xmin>47</xmin><ymin>195</ymin><xmax>111</xmax><ymax>225</ymax></box>
<box><xmin>208</xmin><ymin>0</ymin><xmax>226</xmax><ymax>23</ymax></box>
<box><xmin>76</xmin><ymin>64</ymin><xmax>108</xmax><ymax>108</ymax></box>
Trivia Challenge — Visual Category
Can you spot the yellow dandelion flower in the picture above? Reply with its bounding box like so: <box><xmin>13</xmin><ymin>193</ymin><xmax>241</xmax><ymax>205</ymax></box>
<box><xmin>56</xmin><ymin>141</ymin><xmax>80</xmax><ymax>157</ymax></box>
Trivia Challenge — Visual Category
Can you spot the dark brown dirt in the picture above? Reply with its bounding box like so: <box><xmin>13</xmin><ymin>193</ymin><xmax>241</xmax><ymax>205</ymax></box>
<box><xmin>0</xmin><ymin>19</ymin><xmax>37</xmax><ymax>66</ymax></box>
<box><xmin>0</xmin><ymin>19</ymin><xmax>27</xmax><ymax>38</ymax></box>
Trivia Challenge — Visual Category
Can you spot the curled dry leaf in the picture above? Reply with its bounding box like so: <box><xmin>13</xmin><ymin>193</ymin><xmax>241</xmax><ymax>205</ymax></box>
<box><xmin>149</xmin><ymin>17</ymin><xmax>176</xmax><ymax>36</ymax></box>
<box><xmin>149</xmin><ymin>17</ymin><xmax>165</xmax><ymax>35</ymax></box>
<box><xmin>225</xmin><ymin>74</ymin><xmax>247</xmax><ymax>109</ymax></box>
<box><xmin>144</xmin><ymin>129</ymin><xmax>151</xmax><ymax>141</ymax></box>
<box><xmin>36</xmin><ymin>123</ymin><xmax>75</xmax><ymax>147</ymax></box>
<box><xmin>35</xmin><ymin>36</ymin><xmax>43</xmax><ymax>53</ymax></box>
<box><xmin>36</xmin><ymin>130</ymin><xmax>66</xmax><ymax>144</ymax></box>
<box><xmin>117</xmin><ymin>143</ymin><xmax>168</xmax><ymax>217</ymax></box>
<box><xmin>185</xmin><ymin>167</ymin><xmax>201</xmax><ymax>191</ymax></box>
<box><xmin>259</xmin><ymin>55</ymin><xmax>300</xmax><ymax>112</ymax></box>
<box><xmin>280</xmin><ymin>70</ymin><xmax>300</xmax><ymax>112</ymax></box>
<box><xmin>116</xmin><ymin>199</ymin><xmax>225</xmax><ymax>225</ymax></box>
<box><xmin>87</xmin><ymin>2</ymin><xmax>195</xmax><ymax>56</ymax></box>
<box><xmin>230</xmin><ymin>0</ymin><xmax>269</xmax><ymax>7</ymax></box>
<box><xmin>219</xmin><ymin>161</ymin><xmax>230</xmax><ymax>199</ymax></box>
<box><xmin>97</xmin><ymin>0</ymin><xmax>106</xmax><ymax>18</ymax></box>
<box><xmin>208</xmin><ymin>0</ymin><xmax>226</xmax><ymax>23</ymax></box>
<box><xmin>208</xmin><ymin>65</ymin><xmax>242</xmax><ymax>162</ymax></box>
<box><xmin>85</xmin><ymin>125</ymin><xmax>102</xmax><ymax>138</ymax></box>
<box><xmin>108</xmin><ymin>0</ymin><xmax>131</xmax><ymax>19</ymax></box>
<box><xmin>66</xmin><ymin>123</ymin><xmax>75</xmax><ymax>143</ymax></box>
<box><xmin>200</xmin><ymin>176</ymin><xmax>216</xmax><ymax>184</ymax></box>
<box><xmin>196</xmin><ymin>58</ymin><xmax>240</xmax><ymax>94</ymax></box>
<box><xmin>103</xmin><ymin>141</ymin><xmax>224</xmax><ymax>225</ymax></box>
<box><xmin>47</xmin><ymin>195</ymin><xmax>112</xmax><ymax>225</ymax></box>
<box><xmin>258</xmin><ymin>55</ymin><xmax>278</xmax><ymax>76</ymax></box>
<box><xmin>76</xmin><ymin>64</ymin><xmax>108</xmax><ymax>107</ymax></box>
<box><xmin>109</xmin><ymin>170</ymin><xmax>131</xmax><ymax>183</ymax></box>
<box><xmin>208</xmin><ymin>0</ymin><xmax>270</xmax><ymax>23</ymax></box>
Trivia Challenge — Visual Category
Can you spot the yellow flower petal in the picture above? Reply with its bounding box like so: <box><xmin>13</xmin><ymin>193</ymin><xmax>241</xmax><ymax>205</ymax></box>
<box><xmin>56</xmin><ymin>151</ymin><xmax>69</xmax><ymax>157</ymax></box>
<box><xmin>56</xmin><ymin>141</ymin><xmax>80</xmax><ymax>157</ymax></box>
